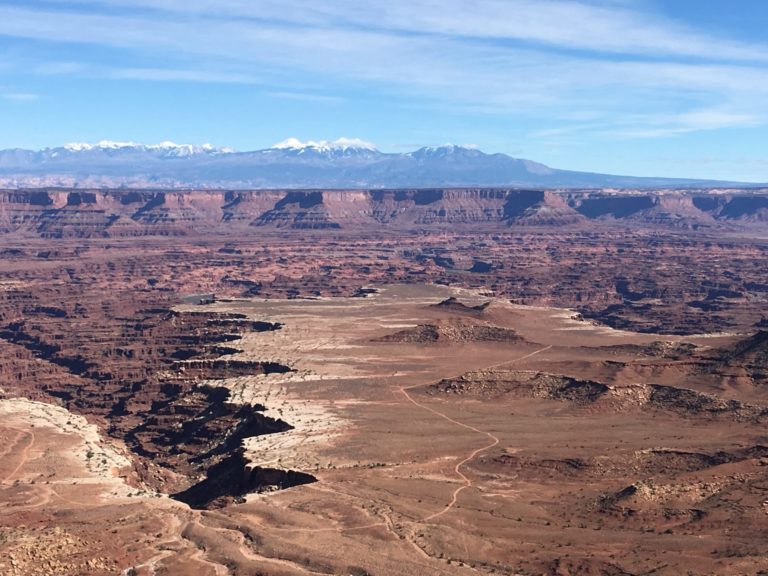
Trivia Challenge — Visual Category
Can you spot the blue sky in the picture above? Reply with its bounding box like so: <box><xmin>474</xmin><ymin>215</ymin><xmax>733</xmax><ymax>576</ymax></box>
<box><xmin>1</xmin><ymin>0</ymin><xmax>767</xmax><ymax>181</ymax></box>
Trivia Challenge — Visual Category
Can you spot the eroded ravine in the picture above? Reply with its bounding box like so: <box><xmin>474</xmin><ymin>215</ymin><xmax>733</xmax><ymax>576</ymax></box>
<box><xmin>1</xmin><ymin>304</ymin><xmax>318</xmax><ymax>509</ymax></box>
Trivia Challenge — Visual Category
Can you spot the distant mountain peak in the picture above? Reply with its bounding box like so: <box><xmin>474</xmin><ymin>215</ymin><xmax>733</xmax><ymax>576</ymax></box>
<box><xmin>271</xmin><ymin>137</ymin><xmax>378</xmax><ymax>153</ymax></box>
<box><xmin>62</xmin><ymin>140</ymin><xmax>136</xmax><ymax>151</ymax></box>
<box><xmin>408</xmin><ymin>143</ymin><xmax>485</xmax><ymax>159</ymax></box>
<box><xmin>59</xmin><ymin>140</ymin><xmax>234</xmax><ymax>155</ymax></box>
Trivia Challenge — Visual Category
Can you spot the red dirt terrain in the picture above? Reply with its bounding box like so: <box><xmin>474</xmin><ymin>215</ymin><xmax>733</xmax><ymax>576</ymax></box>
<box><xmin>0</xmin><ymin>188</ymin><xmax>767</xmax><ymax>575</ymax></box>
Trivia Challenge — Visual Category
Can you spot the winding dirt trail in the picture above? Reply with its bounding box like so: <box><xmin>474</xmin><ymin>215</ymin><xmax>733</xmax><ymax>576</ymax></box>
<box><xmin>399</xmin><ymin>345</ymin><xmax>552</xmax><ymax>521</ymax></box>
<box><xmin>201</xmin><ymin>506</ymin><xmax>446</xmax><ymax>574</ymax></box>
<box><xmin>182</xmin><ymin>345</ymin><xmax>553</xmax><ymax>573</ymax></box>
<box><xmin>221</xmin><ymin>346</ymin><xmax>553</xmax><ymax>535</ymax></box>
<box><xmin>2</xmin><ymin>427</ymin><xmax>35</xmax><ymax>485</ymax></box>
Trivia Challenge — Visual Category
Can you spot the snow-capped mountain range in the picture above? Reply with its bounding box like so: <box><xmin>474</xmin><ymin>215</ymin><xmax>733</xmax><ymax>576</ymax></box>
<box><xmin>59</xmin><ymin>140</ymin><xmax>235</xmax><ymax>156</ymax></box>
<box><xmin>271</xmin><ymin>137</ymin><xmax>377</xmax><ymax>152</ymax></box>
<box><xmin>0</xmin><ymin>138</ymin><xmax>757</xmax><ymax>189</ymax></box>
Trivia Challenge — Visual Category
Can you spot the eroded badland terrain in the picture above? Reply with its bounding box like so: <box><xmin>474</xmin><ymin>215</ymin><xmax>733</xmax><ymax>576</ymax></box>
<box><xmin>1</xmin><ymin>188</ymin><xmax>768</xmax><ymax>575</ymax></box>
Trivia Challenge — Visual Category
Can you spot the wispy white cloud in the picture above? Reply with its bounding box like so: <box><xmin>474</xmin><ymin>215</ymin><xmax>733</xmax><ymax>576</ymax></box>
<box><xmin>531</xmin><ymin>124</ymin><xmax>605</xmax><ymax>139</ymax></box>
<box><xmin>266</xmin><ymin>91</ymin><xmax>343</xmax><ymax>104</ymax></box>
<box><xmin>2</xmin><ymin>92</ymin><xmax>39</xmax><ymax>101</ymax></box>
<box><xmin>108</xmin><ymin>68</ymin><xmax>260</xmax><ymax>84</ymax></box>
<box><xmin>610</xmin><ymin>109</ymin><xmax>762</xmax><ymax>139</ymax></box>
<box><xmin>3</xmin><ymin>1</ymin><xmax>768</xmax><ymax>140</ymax></box>
<box><xmin>532</xmin><ymin>105</ymin><xmax>764</xmax><ymax>142</ymax></box>
<box><xmin>54</xmin><ymin>0</ymin><xmax>768</xmax><ymax>62</ymax></box>
<box><xmin>33</xmin><ymin>61</ymin><xmax>84</xmax><ymax>75</ymax></box>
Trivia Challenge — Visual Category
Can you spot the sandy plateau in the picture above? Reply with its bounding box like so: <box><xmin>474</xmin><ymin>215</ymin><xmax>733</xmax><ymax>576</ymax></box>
<box><xmin>0</xmin><ymin>243</ymin><xmax>768</xmax><ymax>576</ymax></box>
<box><xmin>2</xmin><ymin>282</ymin><xmax>765</xmax><ymax>574</ymax></box>
<box><xmin>202</xmin><ymin>285</ymin><xmax>767</xmax><ymax>574</ymax></box>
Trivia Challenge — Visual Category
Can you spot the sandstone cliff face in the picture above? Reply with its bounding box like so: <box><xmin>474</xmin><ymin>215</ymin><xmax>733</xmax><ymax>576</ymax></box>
<box><xmin>1</xmin><ymin>188</ymin><xmax>766</xmax><ymax>237</ymax></box>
